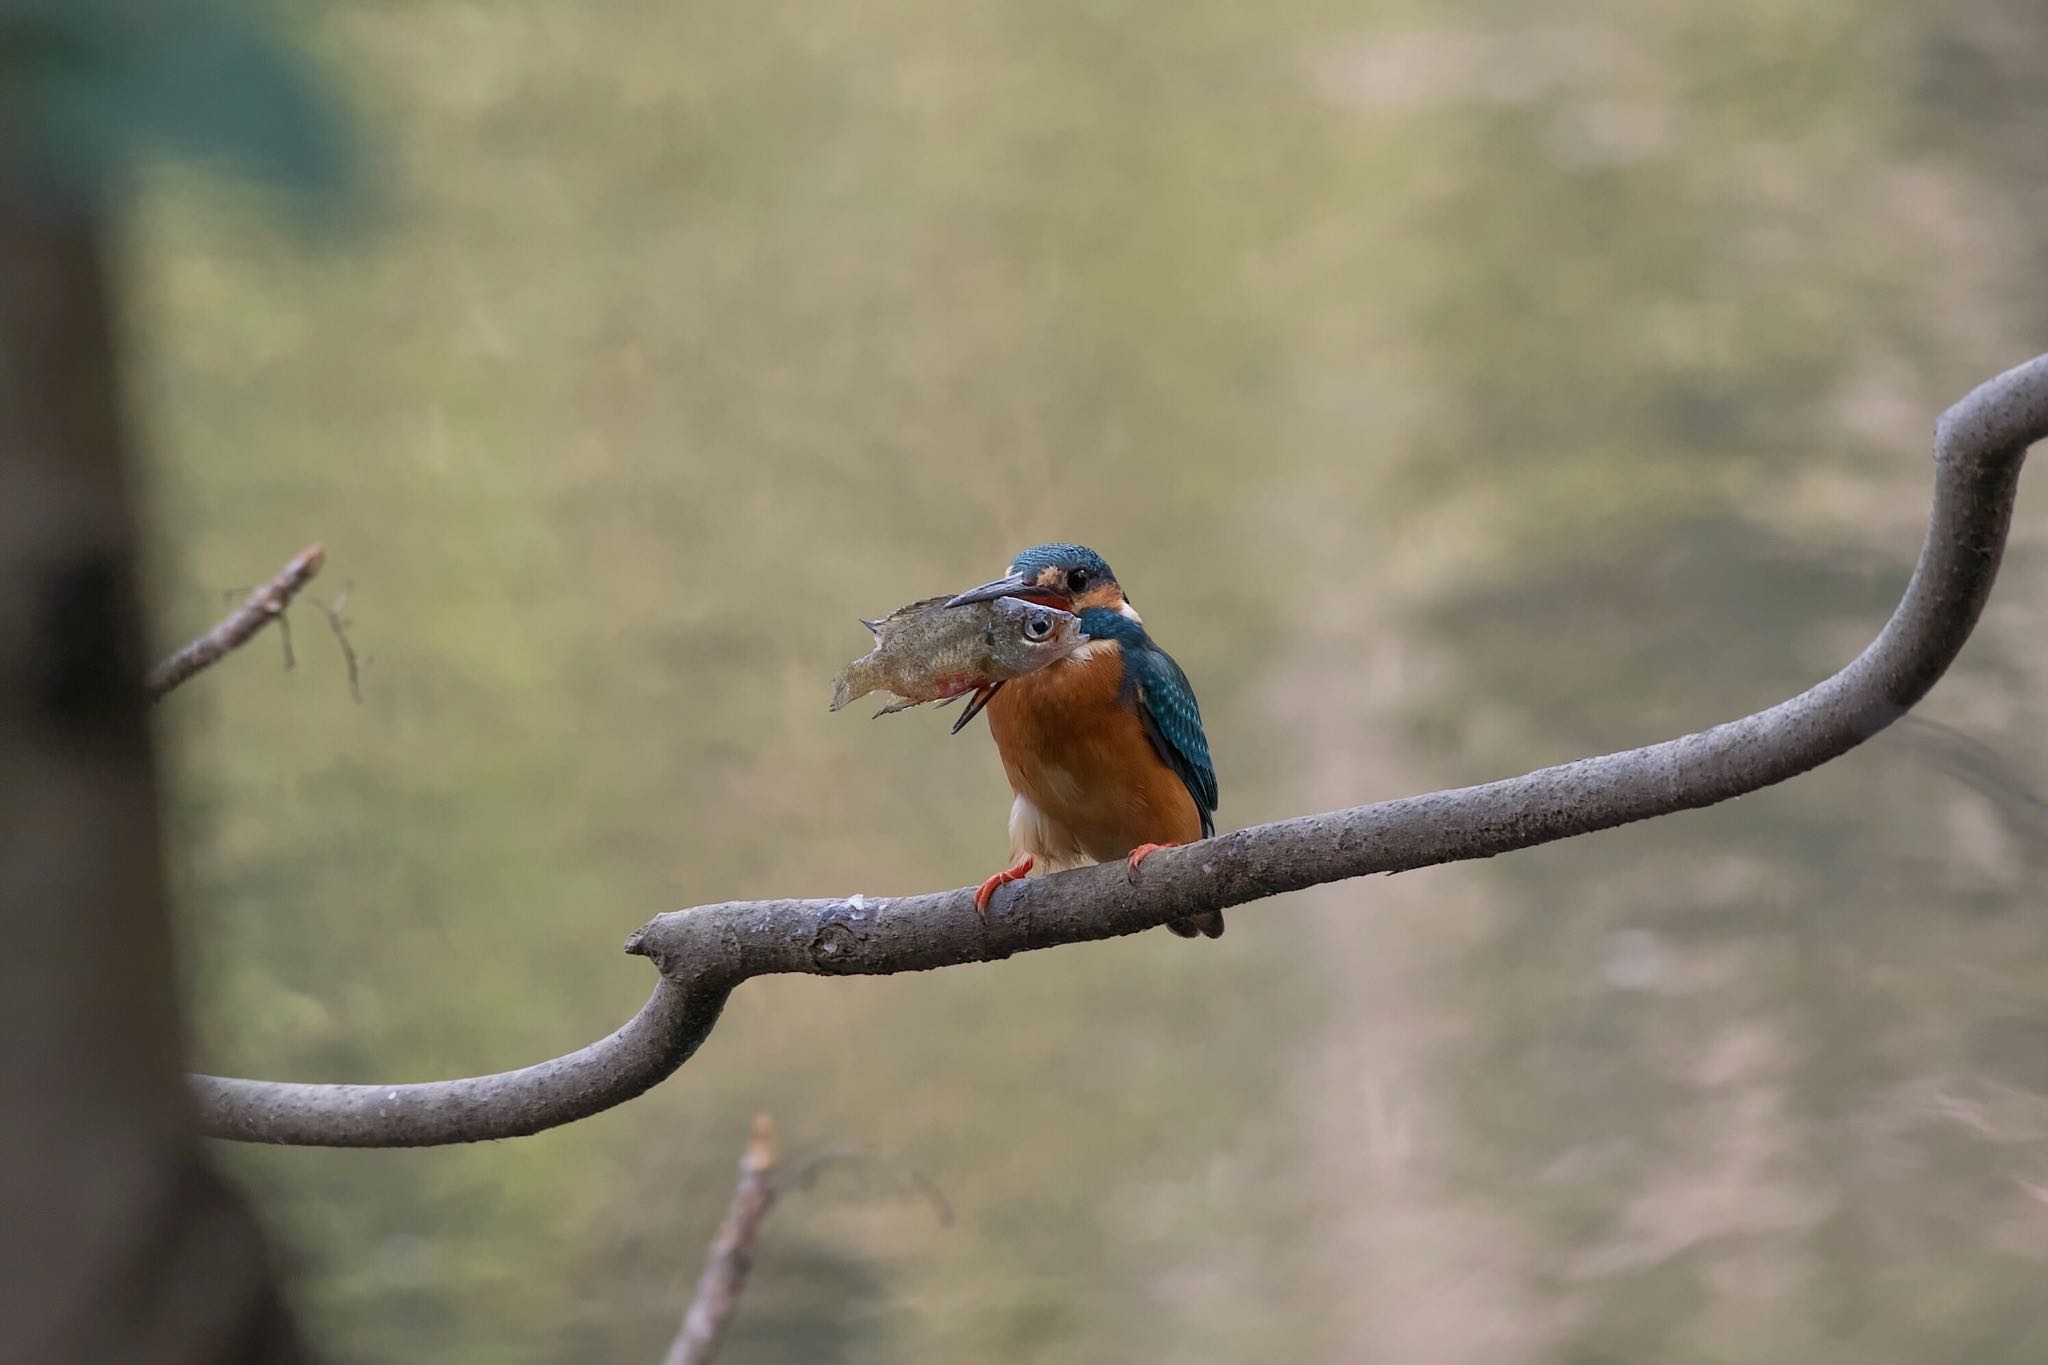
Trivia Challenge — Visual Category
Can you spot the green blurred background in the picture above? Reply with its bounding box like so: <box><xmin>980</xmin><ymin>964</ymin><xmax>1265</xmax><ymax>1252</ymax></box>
<box><xmin>133</xmin><ymin>0</ymin><xmax>2048</xmax><ymax>1359</ymax></box>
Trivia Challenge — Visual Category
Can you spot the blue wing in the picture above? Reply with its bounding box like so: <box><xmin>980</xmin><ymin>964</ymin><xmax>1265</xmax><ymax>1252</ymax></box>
<box><xmin>1127</xmin><ymin>643</ymin><xmax>1218</xmax><ymax>837</ymax></box>
<box><xmin>1074</xmin><ymin>608</ymin><xmax>1219</xmax><ymax>834</ymax></box>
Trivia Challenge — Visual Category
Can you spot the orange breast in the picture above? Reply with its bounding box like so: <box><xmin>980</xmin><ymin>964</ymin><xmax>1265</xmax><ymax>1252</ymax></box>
<box><xmin>986</xmin><ymin>644</ymin><xmax>1203</xmax><ymax>865</ymax></box>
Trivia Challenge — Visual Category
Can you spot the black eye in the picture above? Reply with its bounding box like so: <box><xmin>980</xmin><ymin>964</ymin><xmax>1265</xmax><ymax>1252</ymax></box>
<box><xmin>1026</xmin><ymin>613</ymin><xmax>1052</xmax><ymax>639</ymax></box>
<box><xmin>1067</xmin><ymin>569</ymin><xmax>1091</xmax><ymax>592</ymax></box>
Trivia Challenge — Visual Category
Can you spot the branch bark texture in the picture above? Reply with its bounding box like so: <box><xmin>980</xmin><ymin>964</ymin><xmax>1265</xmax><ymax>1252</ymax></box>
<box><xmin>663</xmin><ymin>1114</ymin><xmax>780</xmax><ymax>1365</ymax></box>
<box><xmin>196</xmin><ymin>975</ymin><xmax>730</xmax><ymax>1146</ymax></box>
<box><xmin>145</xmin><ymin>543</ymin><xmax>325</xmax><ymax>701</ymax></box>
<box><xmin>190</xmin><ymin>352</ymin><xmax>2048</xmax><ymax>1148</ymax></box>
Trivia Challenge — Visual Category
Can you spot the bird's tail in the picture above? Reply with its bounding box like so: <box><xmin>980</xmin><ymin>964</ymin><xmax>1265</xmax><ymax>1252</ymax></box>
<box><xmin>830</xmin><ymin>658</ymin><xmax>879</xmax><ymax>712</ymax></box>
<box><xmin>1165</xmin><ymin>911</ymin><xmax>1225</xmax><ymax>939</ymax></box>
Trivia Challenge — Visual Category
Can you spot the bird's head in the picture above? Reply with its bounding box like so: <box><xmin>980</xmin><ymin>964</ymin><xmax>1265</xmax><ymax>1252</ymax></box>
<box><xmin>945</xmin><ymin>543</ymin><xmax>1135</xmax><ymax>617</ymax></box>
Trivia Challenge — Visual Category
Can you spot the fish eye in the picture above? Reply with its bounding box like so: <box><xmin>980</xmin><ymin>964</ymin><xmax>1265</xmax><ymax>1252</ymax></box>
<box><xmin>1025</xmin><ymin>613</ymin><xmax>1053</xmax><ymax>640</ymax></box>
<box><xmin>1066</xmin><ymin>568</ymin><xmax>1091</xmax><ymax>592</ymax></box>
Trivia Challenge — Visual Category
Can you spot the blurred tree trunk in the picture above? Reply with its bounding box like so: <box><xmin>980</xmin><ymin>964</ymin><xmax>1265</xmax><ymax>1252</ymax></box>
<box><xmin>0</xmin><ymin>158</ymin><xmax>305</xmax><ymax>1362</ymax></box>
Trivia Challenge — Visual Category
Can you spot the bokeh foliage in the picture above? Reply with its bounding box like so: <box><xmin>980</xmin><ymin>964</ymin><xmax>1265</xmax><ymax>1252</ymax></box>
<box><xmin>0</xmin><ymin>0</ymin><xmax>344</xmax><ymax>202</ymax></box>
<box><xmin>135</xmin><ymin>0</ymin><xmax>2048</xmax><ymax>1361</ymax></box>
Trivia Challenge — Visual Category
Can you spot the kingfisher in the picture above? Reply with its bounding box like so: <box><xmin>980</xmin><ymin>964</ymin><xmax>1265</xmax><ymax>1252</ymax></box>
<box><xmin>945</xmin><ymin>544</ymin><xmax>1223</xmax><ymax>939</ymax></box>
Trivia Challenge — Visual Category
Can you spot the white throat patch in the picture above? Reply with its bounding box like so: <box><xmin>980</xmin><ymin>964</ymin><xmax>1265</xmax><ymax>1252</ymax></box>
<box><xmin>1065</xmin><ymin>638</ymin><xmax>1121</xmax><ymax>665</ymax></box>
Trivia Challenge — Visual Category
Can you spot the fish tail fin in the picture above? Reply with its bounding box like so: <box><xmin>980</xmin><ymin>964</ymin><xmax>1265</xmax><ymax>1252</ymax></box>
<box><xmin>830</xmin><ymin>659</ymin><xmax>878</xmax><ymax>711</ymax></box>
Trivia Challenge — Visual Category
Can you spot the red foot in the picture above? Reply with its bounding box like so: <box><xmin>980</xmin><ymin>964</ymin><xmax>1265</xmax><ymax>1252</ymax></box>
<box><xmin>1126</xmin><ymin>843</ymin><xmax>1178</xmax><ymax>880</ymax></box>
<box><xmin>974</xmin><ymin>856</ymin><xmax>1035</xmax><ymax>915</ymax></box>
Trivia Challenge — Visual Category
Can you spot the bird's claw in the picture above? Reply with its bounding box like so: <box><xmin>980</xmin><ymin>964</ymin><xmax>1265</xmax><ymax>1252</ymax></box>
<box><xmin>973</xmin><ymin>856</ymin><xmax>1034</xmax><ymax>917</ymax></box>
<box><xmin>1126</xmin><ymin>843</ymin><xmax>1175</xmax><ymax>883</ymax></box>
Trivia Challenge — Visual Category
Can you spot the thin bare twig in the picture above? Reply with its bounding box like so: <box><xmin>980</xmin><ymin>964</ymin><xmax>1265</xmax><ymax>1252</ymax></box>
<box><xmin>305</xmin><ymin>582</ymin><xmax>362</xmax><ymax>703</ymax></box>
<box><xmin>188</xmin><ymin>352</ymin><xmax>2048</xmax><ymax>1148</ymax></box>
<box><xmin>664</xmin><ymin>1114</ymin><xmax>780</xmax><ymax>1365</ymax></box>
<box><xmin>789</xmin><ymin>1143</ymin><xmax>955</xmax><ymax>1229</ymax></box>
<box><xmin>145</xmin><ymin>544</ymin><xmax>325</xmax><ymax>702</ymax></box>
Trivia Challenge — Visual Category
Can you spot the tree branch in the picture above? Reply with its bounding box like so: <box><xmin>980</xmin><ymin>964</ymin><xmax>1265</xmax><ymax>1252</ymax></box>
<box><xmin>195</xmin><ymin>975</ymin><xmax>729</xmax><ymax>1146</ymax></box>
<box><xmin>189</xmin><ymin>352</ymin><xmax>2048</xmax><ymax>1148</ymax></box>
<box><xmin>145</xmin><ymin>543</ymin><xmax>326</xmax><ymax>701</ymax></box>
<box><xmin>663</xmin><ymin>1114</ymin><xmax>780</xmax><ymax>1365</ymax></box>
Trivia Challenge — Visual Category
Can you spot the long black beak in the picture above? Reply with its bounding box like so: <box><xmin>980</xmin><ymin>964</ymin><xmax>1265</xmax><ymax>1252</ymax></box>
<box><xmin>944</xmin><ymin>573</ymin><xmax>1038</xmax><ymax>608</ymax></box>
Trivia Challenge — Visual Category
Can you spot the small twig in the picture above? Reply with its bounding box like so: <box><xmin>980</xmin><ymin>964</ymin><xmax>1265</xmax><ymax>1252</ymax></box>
<box><xmin>789</xmin><ymin>1142</ymin><xmax>955</xmax><ymax>1228</ymax></box>
<box><xmin>1890</xmin><ymin>715</ymin><xmax>2048</xmax><ymax>812</ymax></box>
<box><xmin>664</xmin><ymin>1114</ymin><xmax>779</xmax><ymax>1365</ymax></box>
<box><xmin>145</xmin><ymin>544</ymin><xmax>325</xmax><ymax>702</ymax></box>
<box><xmin>305</xmin><ymin>582</ymin><xmax>362</xmax><ymax>703</ymax></box>
<box><xmin>274</xmin><ymin>610</ymin><xmax>296</xmax><ymax>672</ymax></box>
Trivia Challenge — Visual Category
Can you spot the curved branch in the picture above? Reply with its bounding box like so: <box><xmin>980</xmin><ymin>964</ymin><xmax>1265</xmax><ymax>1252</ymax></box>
<box><xmin>190</xmin><ymin>353</ymin><xmax>2048</xmax><ymax>1147</ymax></box>
<box><xmin>193</xmin><ymin>976</ymin><xmax>729</xmax><ymax>1146</ymax></box>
